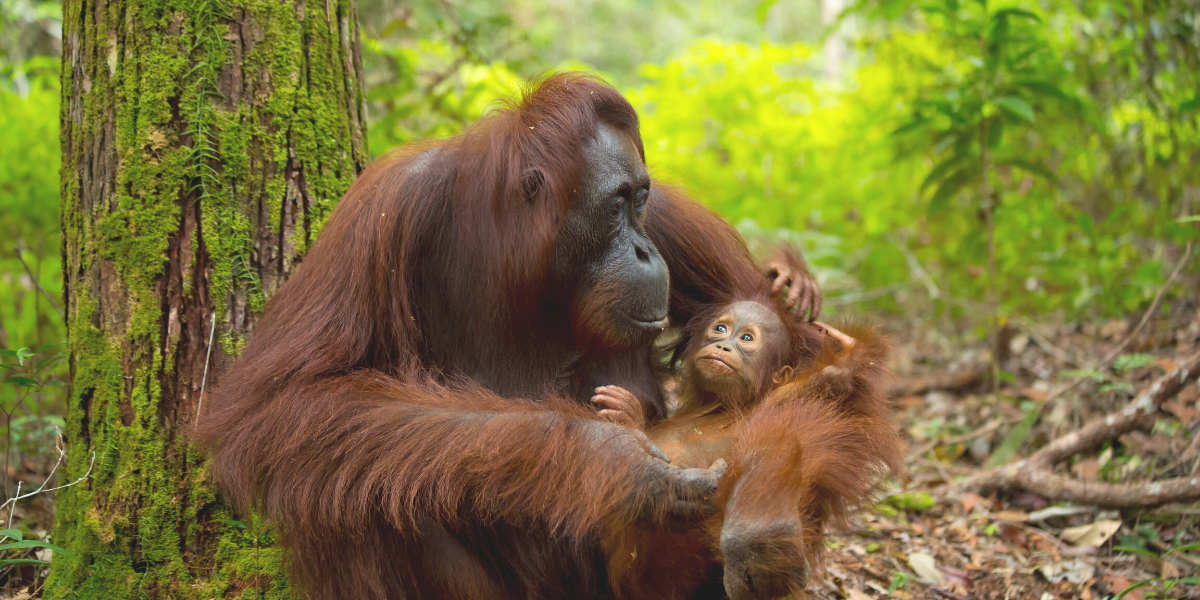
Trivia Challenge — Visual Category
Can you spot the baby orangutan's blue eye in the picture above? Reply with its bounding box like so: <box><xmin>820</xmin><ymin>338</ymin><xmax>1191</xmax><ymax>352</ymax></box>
<box><xmin>715</xmin><ymin>324</ymin><xmax>727</xmax><ymax>333</ymax></box>
<box><xmin>741</xmin><ymin>333</ymin><xmax>753</xmax><ymax>342</ymax></box>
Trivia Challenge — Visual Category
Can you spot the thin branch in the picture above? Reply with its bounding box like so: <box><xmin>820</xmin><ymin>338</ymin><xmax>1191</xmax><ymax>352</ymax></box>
<box><xmin>195</xmin><ymin>313</ymin><xmax>217</xmax><ymax>431</ymax></box>
<box><xmin>1100</xmin><ymin>242</ymin><xmax>1193</xmax><ymax>367</ymax></box>
<box><xmin>891</xmin><ymin>237</ymin><xmax>942</xmax><ymax>300</ymax></box>
<box><xmin>13</xmin><ymin>239</ymin><xmax>63</xmax><ymax>319</ymax></box>
<box><xmin>0</xmin><ymin>432</ymin><xmax>95</xmax><ymax>542</ymax></box>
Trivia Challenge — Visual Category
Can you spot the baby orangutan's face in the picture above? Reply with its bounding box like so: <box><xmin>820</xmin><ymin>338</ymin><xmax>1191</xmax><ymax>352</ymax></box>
<box><xmin>689</xmin><ymin>301</ymin><xmax>789</xmax><ymax>402</ymax></box>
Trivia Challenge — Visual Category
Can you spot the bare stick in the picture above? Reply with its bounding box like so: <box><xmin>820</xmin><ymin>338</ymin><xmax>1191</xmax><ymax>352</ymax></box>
<box><xmin>195</xmin><ymin>313</ymin><xmax>217</xmax><ymax>431</ymax></box>
<box><xmin>13</xmin><ymin>240</ymin><xmax>63</xmax><ymax>319</ymax></box>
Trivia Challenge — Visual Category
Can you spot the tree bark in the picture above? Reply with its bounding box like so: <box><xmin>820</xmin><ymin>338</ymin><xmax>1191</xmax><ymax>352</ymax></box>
<box><xmin>48</xmin><ymin>0</ymin><xmax>367</xmax><ymax>595</ymax></box>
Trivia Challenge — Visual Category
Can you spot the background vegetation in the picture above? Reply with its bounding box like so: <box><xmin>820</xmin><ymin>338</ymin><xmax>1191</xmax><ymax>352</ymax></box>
<box><xmin>0</xmin><ymin>0</ymin><xmax>1197</xmax><ymax>591</ymax></box>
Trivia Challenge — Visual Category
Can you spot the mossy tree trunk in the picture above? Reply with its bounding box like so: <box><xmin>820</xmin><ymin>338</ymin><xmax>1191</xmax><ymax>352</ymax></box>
<box><xmin>48</xmin><ymin>0</ymin><xmax>368</xmax><ymax>595</ymax></box>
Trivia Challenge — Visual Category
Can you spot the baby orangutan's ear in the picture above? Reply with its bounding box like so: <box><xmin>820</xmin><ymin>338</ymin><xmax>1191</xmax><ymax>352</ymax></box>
<box><xmin>772</xmin><ymin>365</ymin><xmax>794</xmax><ymax>385</ymax></box>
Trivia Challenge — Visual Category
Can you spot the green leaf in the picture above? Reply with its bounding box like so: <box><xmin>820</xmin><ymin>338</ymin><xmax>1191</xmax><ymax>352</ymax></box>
<box><xmin>0</xmin><ymin>558</ymin><xmax>49</xmax><ymax>566</ymax></box>
<box><xmin>989</xmin><ymin>7</ymin><xmax>1043</xmax><ymax>25</ymax></box>
<box><xmin>1004</xmin><ymin>157</ymin><xmax>1058</xmax><ymax>184</ymax></box>
<box><xmin>755</xmin><ymin>0</ymin><xmax>781</xmax><ymax>23</ymax></box>
<box><xmin>5</xmin><ymin>377</ymin><xmax>38</xmax><ymax>388</ymax></box>
<box><xmin>1166</xmin><ymin>543</ymin><xmax>1200</xmax><ymax>554</ymax></box>
<box><xmin>1113</xmin><ymin>353</ymin><xmax>1154</xmax><ymax>372</ymax></box>
<box><xmin>1114</xmin><ymin>580</ymin><xmax>1154</xmax><ymax>600</ymax></box>
<box><xmin>985</xmin><ymin>402</ymin><xmax>1040</xmax><ymax>468</ymax></box>
<box><xmin>928</xmin><ymin>167</ymin><xmax>975</xmax><ymax>216</ymax></box>
<box><xmin>0</xmin><ymin>529</ymin><xmax>23</xmax><ymax>541</ymax></box>
<box><xmin>1114</xmin><ymin>545</ymin><xmax>1158</xmax><ymax>557</ymax></box>
<box><xmin>994</xmin><ymin>96</ymin><xmax>1035</xmax><ymax>123</ymax></box>
<box><xmin>0</xmin><ymin>539</ymin><xmax>81</xmax><ymax>562</ymax></box>
<box><xmin>920</xmin><ymin>154</ymin><xmax>967</xmax><ymax>193</ymax></box>
<box><xmin>1076</xmin><ymin>213</ymin><xmax>1099</xmax><ymax>249</ymax></box>
<box><xmin>884</xmin><ymin>491</ymin><xmax>936</xmax><ymax>512</ymax></box>
<box><xmin>1177</xmin><ymin>215</ymin><xmax>1200</xmax><ymax>224</ymax></box>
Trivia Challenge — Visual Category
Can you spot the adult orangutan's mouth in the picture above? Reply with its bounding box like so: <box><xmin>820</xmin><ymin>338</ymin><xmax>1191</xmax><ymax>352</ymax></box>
<box><xmin>629</xmin><ymin>314</ymin><xmax>669</xmax><ymax>331</ymax></box>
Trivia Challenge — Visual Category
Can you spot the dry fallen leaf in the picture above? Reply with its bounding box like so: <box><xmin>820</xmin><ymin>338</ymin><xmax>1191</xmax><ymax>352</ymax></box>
<box><xmin>1061</xmin><ymin>520</ymin><xmax>1121</xmax><ymax>547</ymax></box>
<box><xmin>847</xmin><ymin>589</ymin><xmax>873</xmax><ymax>600</ymax></box>
<box><xmin>908</xmin><ymin>551</ymin><xmax>945</xmax><ymax>584</ymax></box>
<box><xmin>992</xmin><ymin>510</ymin><xmax>1028</xmax><ymax>522</ymax></box>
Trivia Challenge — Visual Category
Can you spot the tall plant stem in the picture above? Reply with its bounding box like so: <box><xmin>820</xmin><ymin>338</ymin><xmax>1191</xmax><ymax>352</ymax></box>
<box><xmin>978</xmin><ymin>6</ymin><xmax>1000</xmax><ymax>392</ymax></box>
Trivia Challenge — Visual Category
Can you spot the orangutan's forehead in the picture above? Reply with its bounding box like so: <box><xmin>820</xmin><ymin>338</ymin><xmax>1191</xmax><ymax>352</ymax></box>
<box><xmin>722</xmin><ymin>302</ymin><xmax>786</xmax><ymax>340</ymax></box>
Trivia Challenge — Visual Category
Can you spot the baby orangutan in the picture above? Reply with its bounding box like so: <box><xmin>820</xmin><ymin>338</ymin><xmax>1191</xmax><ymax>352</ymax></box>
<box><xmin>592</xmin><ymin>300</ymin><xmax>853</xmax><ymax>468</ymax></box>
<box><xmin>593</xmin><ymin>300</ymin><xmax>793</xmax><ymax>431</ymax></box>
<box><xmin>593</xmin><ymin>299</ymin><xmax>894</xmax><ymax>600</ymax></box>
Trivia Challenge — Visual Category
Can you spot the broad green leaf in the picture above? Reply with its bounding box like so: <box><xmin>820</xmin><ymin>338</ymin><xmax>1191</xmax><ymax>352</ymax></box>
<box><xmin>0</xmin><ymin>529</ymin><xmax>23</xmax><ymax>541</ymax></box>
<box><xmin>1177</xmin><ymin>215</ymin><xmax>1200</xmax><ymax>224</ymax></box>
<box><xmin>994</xmin><ymin>96</ymin><xmax>1035</xmax><ymax>123</ymax></box>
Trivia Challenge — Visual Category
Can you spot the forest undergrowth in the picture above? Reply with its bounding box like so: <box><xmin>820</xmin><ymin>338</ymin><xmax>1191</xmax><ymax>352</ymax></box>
<box><xmin>818</xmin><ymin>290</ymin><xmax>1200</xmax><ymax>599</ymax></box>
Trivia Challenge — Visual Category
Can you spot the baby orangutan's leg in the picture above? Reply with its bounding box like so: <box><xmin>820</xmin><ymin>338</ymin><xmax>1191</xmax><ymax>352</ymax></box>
<box><xmin>591</xmin><ymin>385</ymin><xmax>647</xmax><ymax>429</ymax></box>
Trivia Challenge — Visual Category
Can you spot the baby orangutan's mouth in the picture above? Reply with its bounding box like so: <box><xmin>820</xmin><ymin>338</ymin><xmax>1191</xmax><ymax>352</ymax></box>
<box><xmin>700</xmin><ymin>354</ymin><xmax>734</xmax><ymax>371</ymax></box>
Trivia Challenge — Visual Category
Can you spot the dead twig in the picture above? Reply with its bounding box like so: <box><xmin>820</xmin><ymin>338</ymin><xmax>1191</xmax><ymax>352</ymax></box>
<box><xmin>1100</xmin><ymin>242</ymin><xmax>1192</xmax><ymax>367</ymax></box>
<box><xmin>890</xmin><ymin>369</ymin><xmax>984</xmax><ymax>399</ymax></box>
<box><xmin>961</xmin><ymin>351</ymin><xmax>1200</xmax><ymax>508</ymax></box>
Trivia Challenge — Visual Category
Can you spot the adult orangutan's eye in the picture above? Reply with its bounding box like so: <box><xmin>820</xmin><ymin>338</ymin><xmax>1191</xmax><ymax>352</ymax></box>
<box><xmin>714</xmin><ymin>324</ymin><xmax>727</xmax><ymax>334</ymax></box>
<box><xmin>635</xmin><ymin>187</ymin><xmax>649</xmax><ymax>213</ymax></box>
<box><xmin>609</xmin><ymin>198</ymin><xmax>624</xmax><ymax>218</ymax></box>
<box><xmin>741</xmin><ymin>333</ymin><xmax>754</xmax><ymax>342</ymax></box>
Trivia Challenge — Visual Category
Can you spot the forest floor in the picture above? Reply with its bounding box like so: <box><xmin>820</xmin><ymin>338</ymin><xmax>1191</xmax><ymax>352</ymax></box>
<box><xmin>817</xmin><ymin>300</ymin><xmax>1200</xmax><ymax>600</ymax></box>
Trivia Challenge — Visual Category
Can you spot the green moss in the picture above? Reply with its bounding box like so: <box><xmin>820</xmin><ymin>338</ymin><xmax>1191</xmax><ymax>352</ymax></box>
<box><xmin>48</xmin><ymin>0</ymin><xmax>365</xmax><ymax>595</ymax></box>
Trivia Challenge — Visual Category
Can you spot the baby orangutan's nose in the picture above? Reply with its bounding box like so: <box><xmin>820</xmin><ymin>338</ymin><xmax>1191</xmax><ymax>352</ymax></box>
<box><xmin>720</xmin><ymin>520</ymin><xmax>808</xmax><ymax>600</ymax></box>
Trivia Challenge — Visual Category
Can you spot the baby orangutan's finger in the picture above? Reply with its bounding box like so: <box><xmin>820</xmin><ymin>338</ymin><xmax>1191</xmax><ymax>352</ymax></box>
<box><xmin>597</xmin><ymin>409</ymin><xmax>637</xmax><ymax>429</ymax></box>
<box><xmin>592</xmin><ymin>386</ymin><xmax>646</xmax><ymax>429</ymax></box>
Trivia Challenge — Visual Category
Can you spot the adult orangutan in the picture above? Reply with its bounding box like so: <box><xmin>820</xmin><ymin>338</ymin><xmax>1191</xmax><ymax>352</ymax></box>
<box><xmin>196</xmin><ymin>72</ymin><xmax>822</xmax><ymax>599</ymax></box>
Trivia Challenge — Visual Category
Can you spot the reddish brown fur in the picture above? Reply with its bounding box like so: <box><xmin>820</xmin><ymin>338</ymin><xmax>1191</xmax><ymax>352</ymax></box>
<box><xmin>195</xmin><ymin>73</ymin><xmax>791</xmax><ymax>600</ymax></box>
<box><xmin>605</xmin><ymin>321</ymin><xmax>902</xmax><ymax>599</ymax></box>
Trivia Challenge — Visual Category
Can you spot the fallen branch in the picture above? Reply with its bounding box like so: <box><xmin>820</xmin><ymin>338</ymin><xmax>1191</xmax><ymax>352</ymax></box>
<box><xmin>961</xmin><ymin>351</ymin><xmax>1200</xmax><ymax>508</ymax></box>
<box><xmin>889</xmin><ymin>369</ymin><xmax>983</xmax><ymax>398</ymax></box>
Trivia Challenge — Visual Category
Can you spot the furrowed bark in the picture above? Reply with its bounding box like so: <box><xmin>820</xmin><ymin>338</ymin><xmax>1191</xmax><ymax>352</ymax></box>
<box><xmin>49</xmin><ymin>0</ymin><xmax>366</xmax><ymax>595</ymax></box>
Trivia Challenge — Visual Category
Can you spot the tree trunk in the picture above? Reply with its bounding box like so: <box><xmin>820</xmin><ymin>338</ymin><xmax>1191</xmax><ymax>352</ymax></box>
<box><xmin>48</xmin><ymin>0</ymin><xmax>367</xmax><ymax>595</ymax></box>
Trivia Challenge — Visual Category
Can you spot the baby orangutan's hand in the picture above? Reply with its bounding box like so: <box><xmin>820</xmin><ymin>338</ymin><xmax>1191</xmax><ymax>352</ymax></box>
<box><xmin>591</xmin><ymin>385</ymin><xmax>646</xmax><ymax>429</ymax></box>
